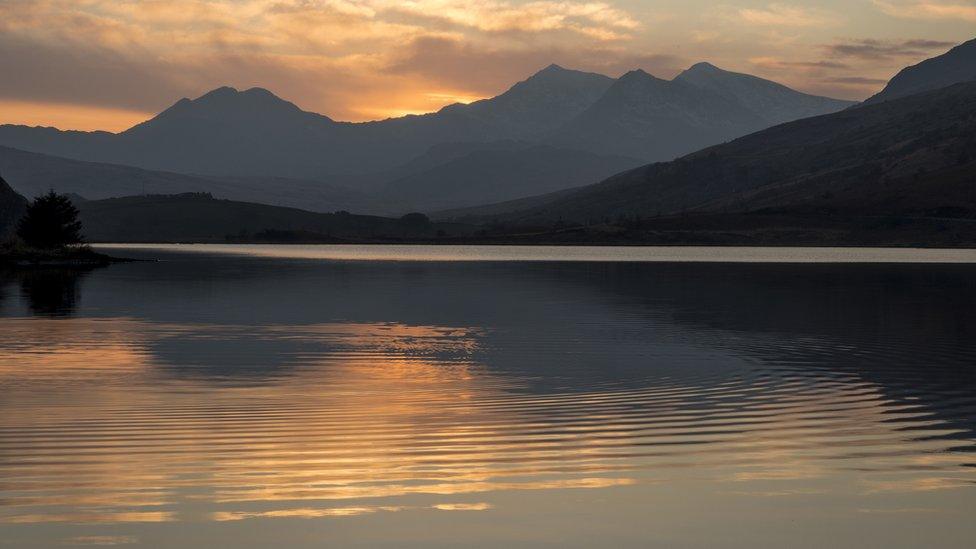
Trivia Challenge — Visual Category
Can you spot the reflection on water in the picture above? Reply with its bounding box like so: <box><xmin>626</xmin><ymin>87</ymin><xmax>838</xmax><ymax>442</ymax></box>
<box><xmin>1</xmin><ymin>267</ymin><xmax>92</xmax><ymax>317</ymax></box>
<box><xmin>1</xmin><ymin>247</ymin><xmax>975</xmax><ymax>548</ymax></box>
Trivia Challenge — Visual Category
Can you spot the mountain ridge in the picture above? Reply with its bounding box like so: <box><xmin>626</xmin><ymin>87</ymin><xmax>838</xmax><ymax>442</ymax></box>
<box><xmin>444</xmin><ymin>81</ymin><xmax>976</xmax><ymax>226</ymax></box>
<box><xmin>0</xmin><ymin>62</ymin><xmax>855</xmax><ymax>181</ymax></box>
<box><xmin>864</xmin><ymin>38</ymin><xmax>976</xmax><ymax>104</ymax></box>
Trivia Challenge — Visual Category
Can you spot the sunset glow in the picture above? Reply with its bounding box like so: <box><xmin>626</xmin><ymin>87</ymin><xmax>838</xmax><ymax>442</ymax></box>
<box><xmin>0</xmin><ymin>0</ymin><xmax>972</xmax><ymax>131</ymax></box>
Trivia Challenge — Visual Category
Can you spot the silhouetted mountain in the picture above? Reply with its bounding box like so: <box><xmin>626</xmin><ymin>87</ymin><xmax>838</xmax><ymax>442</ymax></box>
<box><xmin>381</xmin><ymin>144</ymin><xmax>641</xmax><ymax>211</ymax></box>
<box><xmin>865</xmin><ymin>38</ymin><xmax>976</xmax><ymax>104</ymax></box>
<box><xmin>0</xmin><ymin>174</ymin><xmax>28</xmax><ymax>237</ymax></box>
<box><xmin>548</xmin><ymin>69</ymin><xmax>766</xmax><ymax>160</ymax></box>
<box><xmin>0</xmin><ymin>64</ymin><xmax>852</xmax><ymax>183</ymax></box>
<box><xmin>115</xmin><ymin>86</ymin><xmax>341</xmax><ymax>176</ymax></box>
<box><xmin>0</xmin><ymin>146</ymin><xmax>396</xmax><ymax>214</ymax></box>
<box><xmin>674</xmin><ymin>62</ymin><xmax>855</xmax><ymax>126</ymax></box>
<box><xmin>548</xmin><ymin>65</ymin><xmax>853</xmax><ymax>161</ymax></box>
<box><xmin>76</xmin><ymin>193</ymin><xmax>473</xmax><ymax>242</ymax></box>
<box><xmin>439</xmin><ymin>64</ymin><xmax>614</xmax><ymax>137</ymax></box>
<box><xmin>452</xmin><ymin>81</ymin><xmax>976</xmax><ymax>228</ymax></box>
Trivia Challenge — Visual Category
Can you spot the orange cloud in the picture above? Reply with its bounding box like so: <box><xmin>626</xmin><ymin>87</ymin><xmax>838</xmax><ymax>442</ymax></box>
<box><xmin>737</xmin><ymin>3</ymin><xmax>842</xmax><ymax>27</ymax></box>
<box><xmin>873</xmin><ymin>0</ymin><xmax>976</xmax><ymax>21</ymax></box>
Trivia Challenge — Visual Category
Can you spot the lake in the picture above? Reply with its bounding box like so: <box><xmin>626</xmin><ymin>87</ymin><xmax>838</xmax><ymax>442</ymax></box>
<box><xmin>1</xmin><ymin>245</ymin><xmax>974</xmax><ymax>548</ymax></box>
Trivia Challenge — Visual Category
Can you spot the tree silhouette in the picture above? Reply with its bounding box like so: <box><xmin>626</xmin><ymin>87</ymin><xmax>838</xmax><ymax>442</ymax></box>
<box><xmin>17</xmin><ymin>191</ymin><xmax>83</xmax><ymax>249</ymax></box>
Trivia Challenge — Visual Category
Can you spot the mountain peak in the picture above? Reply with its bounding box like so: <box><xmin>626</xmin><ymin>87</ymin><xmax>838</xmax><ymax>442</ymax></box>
<box><xmin>524</xmin><ymin>63</ymin><xmax>580</xmax><ymax>83</ymax></box>
<box><xmin>684</xmin><ymin>62</ymin><xmax>724</xmax><ymax>74</ymax></box>
<box><xmin>242</xmin><ymin>87</ymin><xmax>277</xmax><ymax>98</ymax></box>
<box><xmin>122</xmin><ymin>84</ymin><xmax>332</xmax><ymax>137</ymax></box>
<box><xmin>198</xmin><ymin>86</ymin><xmax>240</xmax><ymax>100</ymax></box>
<box><xmin>617</xmin><ymin>69</ymin><xmax>663</xmax><ymax>84</ymax></box>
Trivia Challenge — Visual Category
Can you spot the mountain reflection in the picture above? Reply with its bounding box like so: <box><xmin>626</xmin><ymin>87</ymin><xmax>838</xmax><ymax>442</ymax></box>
<box><xmin>1</xmin><ymin>251</ymin><xmax>975</xmax><ymax>548</ymax></box>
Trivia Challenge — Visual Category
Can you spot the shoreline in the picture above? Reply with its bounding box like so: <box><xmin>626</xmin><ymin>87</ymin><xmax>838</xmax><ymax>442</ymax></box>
<box><xmin>0</xmin><ymin>246</ymin><xmax>135</xmax><ymax>268</ymax></box>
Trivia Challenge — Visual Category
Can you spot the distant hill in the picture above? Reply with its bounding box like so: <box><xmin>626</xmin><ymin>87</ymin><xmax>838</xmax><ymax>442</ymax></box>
<box><xmin>76</xmin><ymin>193</ymin><xmax>473</xmax><ymax>243</ymax></box>
<box><xmin>0</xmin><ymin>174</ymin><xmax>27</xmax><ymax>237</ymax></box>
<box><xmin>674</xmin><ymin>62</ymin><xmax>854</xmax><ymax>126</ymax></box>
<box><xmin>547</xmin><ymin>69</ymin><xmax>765</xmax><ymax>160</ymax></box>
<box><xmin>0</xmin><ymin>63</ymin><xmax>853</xmax><ymax>182</ymax></box>
<box><xmin>864</xmin><ymin>38</ymin><xmax>976</xmax><ymax>104</ymax></box>
<box><xmin>448</xmin><ymin>81</ymin><xmax>976</xmax><ymax>227</ymax></box>
<box><xmin>380</xmin><ymin>144</ymin><xmax>642</xmax><ymax>211</ymax></box>
<box><xmin>0</xmin><ymin>146</ymin><xmax>396</xmax><ymax>214</ymax></box>
<box><xmin>547</xmin><ymin>64</ymin><xmax>854</xmax><ymax>161</ymax></box>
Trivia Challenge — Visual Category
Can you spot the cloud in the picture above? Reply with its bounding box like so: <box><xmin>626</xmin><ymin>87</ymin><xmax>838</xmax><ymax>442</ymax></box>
<box><xmin>752</xmin><ymin>59</ymin><xmax>851</xmax><ymax>70</ymax></box>
<box><xmin>380</xmin><ymin>0</ymin><xmax>639</xmax><ymax>38</ymax></box>
<box><xmin>872</xmin><ymin>0</ymin><xmax>976</xmax><ymax>21</ymax></box>
<box><xmin>823</xmin><ymin>38</ymin><xmax>956</xmax><ymax>60</ymax></box>
<box><xmin>388</xmin><ymin>35</ymin><xmax>685</xmax><ymax>92</ymax></box>
<box><xmin>0</xmin><ymin>0</ymin><xmax>649</xmax><ymax>124</ymax></box>
<box><xmin>822</xmin><ymin>76</ymin><xmax>889</xmax><ymax>85</ymax></box>
<box><xmin>748</xmin><ymin>35</ymin><xmax>956</xmax><ymax>101</ymax></box>
<box><xmin>0</xmin><ymin>0</ymin><xmax>964</xmax><ymax>129</ymax></box>
<box><xmin>737</xmin><ymin>4</ymin><xmax>842</xmax><ymax>27</ymax></box>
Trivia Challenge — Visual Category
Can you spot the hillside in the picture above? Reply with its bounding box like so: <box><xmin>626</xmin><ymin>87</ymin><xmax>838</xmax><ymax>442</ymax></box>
<box><xmin>75</xmin><ymin>193</ymin><xmax>472</xmax><ymax>243</ymax></box>
<box><xmin>449</xmin><ymin>81</ymin><xmax>976</xmax><ymax>228</ymax></box>
<box><xmin>381</xmin><ymin>144</ymin><xmax>641</xmax><ymax>210</ymax></box>
<box><xmin>0</xmin><ymin>174</ymin><xmax>27</xmax><ymax>237</ymax></box>
<box><xmin>674</xmin><ymin>62</ymin><xmax>854</xmax><ymax>126</ymax></box>
<box><xmin>0</xmin><ymin>146</ymin><xmax>394</xmax><ymax>214</ymax></box>
<box><xmin>546</xmin><ymin>65</ymin><xmax>853</xmax><ymax>161</ymax></box>
<box><xmin>865</xmin><ymin>38</ymin><xmax>976</xmax><ymax>104</ymax></box>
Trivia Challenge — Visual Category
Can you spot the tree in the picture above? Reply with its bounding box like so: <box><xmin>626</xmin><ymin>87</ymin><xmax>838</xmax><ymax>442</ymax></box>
<box><xmin>17</xmin><ymin>191</ymin><xmax>83</xmax><ymax>249</ymax></box>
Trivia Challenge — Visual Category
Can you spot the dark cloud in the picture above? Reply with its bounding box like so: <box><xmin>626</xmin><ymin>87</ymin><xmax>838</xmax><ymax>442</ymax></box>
<box><xmin>777</xmin><ymin>60</ymin><xmax>851</xmax><ymax>70</ymax></box>
<box><xmin>0</xmin><ymin>33</ymin><xmax>186</xmax><ymax>111</ymax></box>
<box><xmin>823</xmin><ymin>76</ymin><xmax>888</xmax><ymax>85</ymax></box>
<box><xmin>824</xmin><ymin>38</ymin><xmax>955</xmax><ymax>60</ymax></box>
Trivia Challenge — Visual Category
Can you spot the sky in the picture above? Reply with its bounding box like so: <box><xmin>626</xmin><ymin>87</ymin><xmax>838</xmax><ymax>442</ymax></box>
<box><xmin>0</xmin><ymin>0</ymin><xmax>973</xmax><ymax>131</ymax></box>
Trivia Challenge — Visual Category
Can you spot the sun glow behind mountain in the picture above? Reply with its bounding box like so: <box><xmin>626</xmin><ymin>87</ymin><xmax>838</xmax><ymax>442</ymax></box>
<box><xmin>0</xmin><ymin>0</ymin><xmax>972</xmax><ymax>131</ymax></box>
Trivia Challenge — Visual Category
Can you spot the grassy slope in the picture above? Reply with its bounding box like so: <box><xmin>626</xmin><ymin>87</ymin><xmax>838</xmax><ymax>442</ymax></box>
<box><xmin>77</xmin><ymin>194</ymin><xmax>473</xmax><ymax>242</ymax></box>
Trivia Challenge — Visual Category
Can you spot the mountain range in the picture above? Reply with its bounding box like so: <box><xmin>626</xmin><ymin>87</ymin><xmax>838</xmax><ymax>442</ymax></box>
<box><xmin>441</xmin><ymin>80</ymin><xmax>976</xmax><ymax>244</ymax></box>
<box><xmin>0</xmin><ymin>62</ymin><xmax>853</xmax><ymax>212</ymax></box>
<box><xmin>2</xmin><ymin>37</ymin><xmax>975</xmax><ymax>246</ymax></box>
<box><xmin>0</xmin><ymin>145</ymin><xmax>396</xmax><ymax>215</ymax></box>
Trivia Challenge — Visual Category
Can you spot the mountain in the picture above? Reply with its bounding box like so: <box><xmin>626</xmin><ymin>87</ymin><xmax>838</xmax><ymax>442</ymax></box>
<box><xmin>547</xmin><ymin>65</ymin><xmax>854</xmax><ymax>161</ymax></box>
<box><xmin>0</xmin><ymin>64</ymin><xmax>854</xmax><ymax>182</ymax></box>
<box><xmin>864</xmin><ymin>38</ymin><xmax>976</xmax><ymax>104</ymax></box>
<box><xmin>451</xmin><ymin>81</ymin><xmax>976</xmax><ymax>227</ymax></box>
<box><xmin>547</xmin><ymin>69</ymin><xmax>766</xmax><ymax>160</ymax></box>
<box><xmin>0</xmin><ymin>145</ymin><xmax>395</xmax><ymax>214</ymax></box>
<box><xmin>0</xmin><ymin>174</ymin><xmax>28</xmax><ymax>237</ymax></box>
<box><xmin>114</xmin><ymin>86</ymin><xmax>341</xmax><ymax>177</ymax></box>
<box><xmin>380</xmin><ymin>143</ymin><xmax>642</xmax><ymax>211</ymax></box>
<box><xmin>0</xmin><ymin>67</ymin><xmax>615</xmax><ymax>179</ymax></box>
<box><xmin>674</xmin><ymin>62</ymin><xmax>855</xmax><ymax>126</ymax></box>
<box><xmin>438</xmin><ymin>65</ymin><xmax>614</xmax><ymax>137</ymax></box>
<box><xmin>76</xmin><ymin>193</ymin><xmax>473</xmax><ymax>243</ymax></box>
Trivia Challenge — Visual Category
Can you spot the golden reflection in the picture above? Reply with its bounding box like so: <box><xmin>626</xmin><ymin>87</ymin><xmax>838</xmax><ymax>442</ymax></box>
<box><xmin>212</xmin><ymin>502</ymin><xmax>492</xmax><ymax>521</ymax></box>
<box><xmin>0</xmin><ymin>318</ymin><xmax>636</xmax><ymax>526</ymax></box>
<box><xmin>1</xmin><ymin>317</ymin><xmax>974</xmax><ymax>529</ymax></box>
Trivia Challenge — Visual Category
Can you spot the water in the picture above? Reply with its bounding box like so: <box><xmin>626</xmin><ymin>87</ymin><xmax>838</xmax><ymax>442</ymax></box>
<box><xmin>1</xmin><ymin>245</ymin><xmax>974</xmax><ymax>548</ymax></box>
